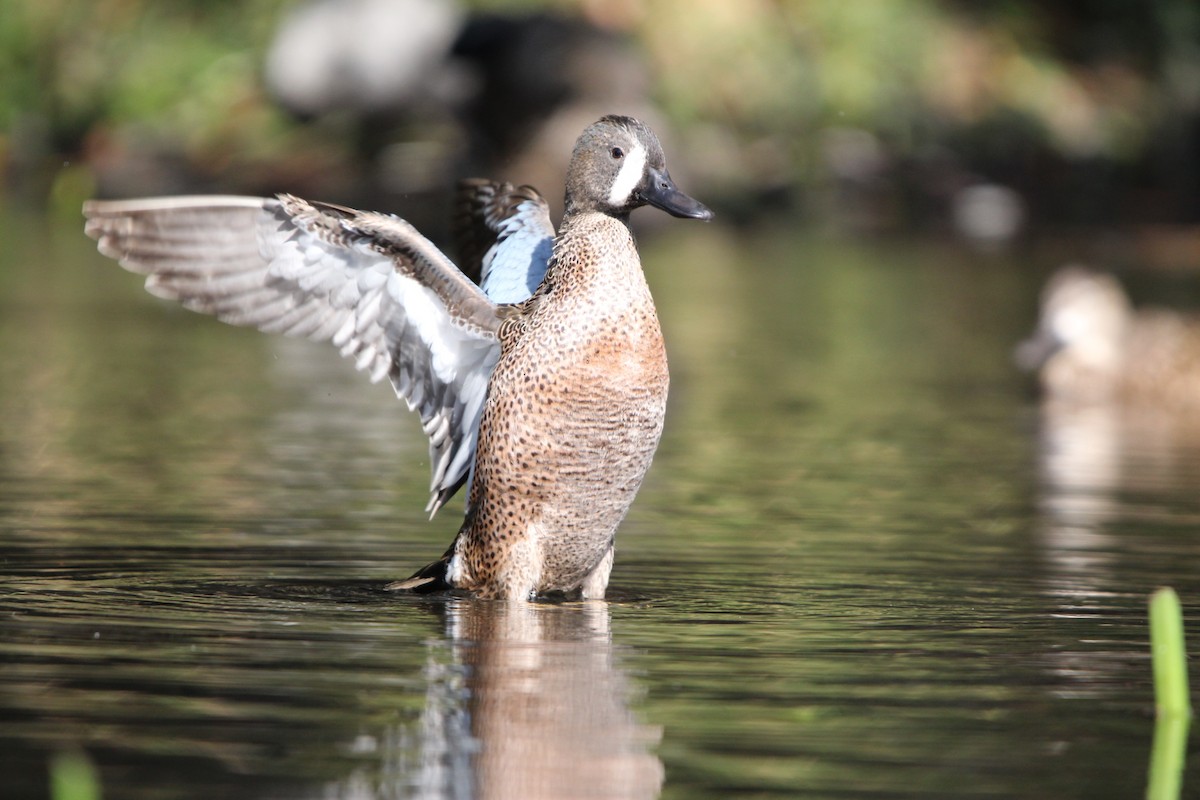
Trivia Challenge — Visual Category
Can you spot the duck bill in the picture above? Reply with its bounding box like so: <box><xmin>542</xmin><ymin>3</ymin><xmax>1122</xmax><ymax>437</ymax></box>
<box><xmin>1014</xmin><ymin>327</ymin><xmax>1064</xmax><ymax>371</ymax></box>
<box><xmin>639</xmin><ymin>168</ymin><xmax>714</xmax><ymax>220</ymax></box>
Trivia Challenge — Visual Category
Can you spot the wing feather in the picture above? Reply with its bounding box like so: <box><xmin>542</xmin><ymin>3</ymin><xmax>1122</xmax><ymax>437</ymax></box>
<box><xmin>83</xmin><ymin>193</ymin><xmax>502</xmax><ymax>515</ymax></box>
<box><xmin>452</xmin><ymin>180</ymin><xmax>554</xmax><ymax>304</ymax></box>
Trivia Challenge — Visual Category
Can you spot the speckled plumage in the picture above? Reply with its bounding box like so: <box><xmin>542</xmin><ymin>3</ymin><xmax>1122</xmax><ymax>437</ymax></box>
<box><xmin>83</xmin><ymin>115</ymin><xmax>711</xmax><ymax>601</ymax></box>
<box><xmin>452</xmin><ymin>211</ymin><xmax>670</xmax><ymax>597</ymax></box>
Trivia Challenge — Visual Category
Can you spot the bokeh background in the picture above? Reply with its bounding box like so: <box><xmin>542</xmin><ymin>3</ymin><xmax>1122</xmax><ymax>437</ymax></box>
<box><xmin>5</xmin><ymin>0</ymin><xmax>1200</xmax><ymax>249</ymax></box>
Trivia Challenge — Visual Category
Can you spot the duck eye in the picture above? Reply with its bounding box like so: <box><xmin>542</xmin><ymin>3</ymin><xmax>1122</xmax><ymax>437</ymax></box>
<box><xmin>610</xmin><ymin>147</ymin><xmax>624</xmax><ymax>160</ymax></box>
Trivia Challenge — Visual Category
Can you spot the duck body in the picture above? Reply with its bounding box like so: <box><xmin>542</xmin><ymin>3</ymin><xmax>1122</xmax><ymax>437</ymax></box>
<box><xmin>449</xmin><ymin>211</ymin><xmax>669</xmax><ymax>598</ymax></box>
<box><xmin>1018</xmin><ymin>266</ymin><xmax>1200</xmax><ymax>410</ymax></box>
<box><xmin>84</xmin><ymin>115</ymin><xmax>711</xmax><ymax>601</ymax></box>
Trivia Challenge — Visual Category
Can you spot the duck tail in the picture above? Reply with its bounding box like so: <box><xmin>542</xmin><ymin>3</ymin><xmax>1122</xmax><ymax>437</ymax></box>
<box><xmin>384</xmin><ymin>551</ymin><xmax>453</xmax><ymax>593</ymax></box>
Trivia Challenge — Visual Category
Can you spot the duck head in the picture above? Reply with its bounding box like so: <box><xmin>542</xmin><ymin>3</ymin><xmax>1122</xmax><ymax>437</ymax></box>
<box><xmin>564</xmin><ymin>115</ymin><xmax>713</xmax><ymax>221</ymax></box>
<box><xmin>1016</xmin><ymin>265</ymin><xmax>1132</xmax><ymax>376</ymax></box>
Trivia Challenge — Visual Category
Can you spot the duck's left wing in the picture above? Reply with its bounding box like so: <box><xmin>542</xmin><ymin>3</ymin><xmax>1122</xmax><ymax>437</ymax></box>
<box><xmin>83</xmin><ymin>193</ymin><xmax>500</xmax><ymax>515</ymax></box>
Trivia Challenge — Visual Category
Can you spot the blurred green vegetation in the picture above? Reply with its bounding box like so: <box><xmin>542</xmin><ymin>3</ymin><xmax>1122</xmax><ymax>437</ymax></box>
<box><xmin>3</xmin><ymin>0</ymin><xmax>1199</xmax><ymax>227</ymax></box>
<box><xmin>2</xmin><ymin>0</ymin><xmax>327</xmax><ymax>209</ymax></box>
<box><xmin>1</xmin><ymin>0</ymin><xmax>277</xmax><ymax>147</ymax></box>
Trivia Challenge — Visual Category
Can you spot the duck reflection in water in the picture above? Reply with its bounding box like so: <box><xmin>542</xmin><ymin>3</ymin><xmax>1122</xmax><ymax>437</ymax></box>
<box><xmin>330</xmin><ymin>599</ymin><xmax>663</xmax><ymax>799</ymax></box>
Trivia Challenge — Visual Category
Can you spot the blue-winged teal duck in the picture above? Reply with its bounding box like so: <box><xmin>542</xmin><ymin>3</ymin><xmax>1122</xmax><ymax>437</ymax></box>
<box><xmin>1017</xmin><ymin>265</ymin><xmax>1200</xmax><ymax>409</ymax></box>
<box><xmin>84</xmin><ymin>115</ymin><xmax>712</xmax><ymax>600</ymax></box>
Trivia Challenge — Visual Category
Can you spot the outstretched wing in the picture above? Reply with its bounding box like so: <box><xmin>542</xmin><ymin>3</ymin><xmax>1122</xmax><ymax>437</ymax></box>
<box><xmin>452</xmin><ymin>179</ymin><xmax>554</xmax><ymax>304</ymax></box>
<box><xmin>83</xmin><ymin>193</ymin><xmax>501</xmax><ymax>515</ymax></box>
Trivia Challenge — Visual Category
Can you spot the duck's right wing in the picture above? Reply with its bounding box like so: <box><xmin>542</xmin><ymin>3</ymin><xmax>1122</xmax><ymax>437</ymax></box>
<box><xmin>452</xmin><ymin>179</ymin><xmax>554</xmax><ymax>304</ymax></box>
<box><xmin>83</xmin><ymin>193</ymin><xmax>501</xmax><ymax>516</ymax></box>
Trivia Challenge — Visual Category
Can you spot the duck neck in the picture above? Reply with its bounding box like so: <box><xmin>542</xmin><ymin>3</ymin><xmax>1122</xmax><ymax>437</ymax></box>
<box><xmin>546</xmin><ymin>210</ymin><xmax>644</xmax><ymax>297</ymax></box>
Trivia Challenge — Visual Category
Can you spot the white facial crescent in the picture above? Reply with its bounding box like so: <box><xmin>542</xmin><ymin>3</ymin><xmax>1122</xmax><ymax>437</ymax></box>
<box><xmin>607</xmin><ymin>142</ymin><xmax>648</xmax><ymax>208</ymax></box>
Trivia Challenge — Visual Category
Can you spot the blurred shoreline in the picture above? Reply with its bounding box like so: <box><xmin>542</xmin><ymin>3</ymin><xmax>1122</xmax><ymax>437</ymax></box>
<box><xmin>3</xmin><ymin>0</ymin><xmax>1199</xmax><ymax>258</ymax></box>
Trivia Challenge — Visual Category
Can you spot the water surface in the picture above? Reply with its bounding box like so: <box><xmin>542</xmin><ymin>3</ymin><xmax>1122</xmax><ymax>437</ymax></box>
<box><xmin>2</xmin><ymin>211</ymin><xmax>1199</xmax><ymax>798</ymax></box>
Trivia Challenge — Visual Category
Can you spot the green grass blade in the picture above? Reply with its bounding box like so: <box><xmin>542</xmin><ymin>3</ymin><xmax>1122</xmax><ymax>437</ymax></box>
<box><xmin>50</xmin><ymin>750</ymin><xmax>101</xmax><ymax>800</ymax></box>
<box><xmin>1146</xmin><ymin>713</ymin><xmax>1190</xmax><ymax>800</ymax></box>
<box><xmin>1150</xmin><ymin>587</ymin><xmax>1192</xmax><ymax>718</ymax></box>
<box><xmin>1145</xmin><ymin>588</ymin><xmax>1192</xmax><ymax>800</ymax></box>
